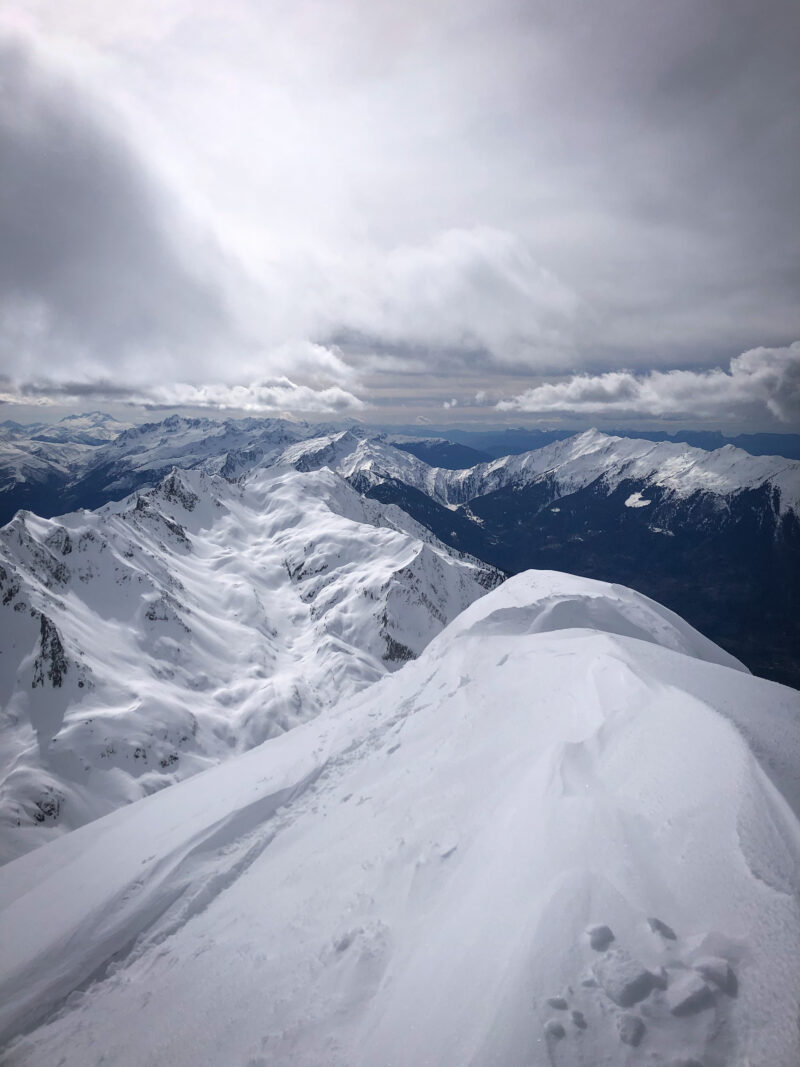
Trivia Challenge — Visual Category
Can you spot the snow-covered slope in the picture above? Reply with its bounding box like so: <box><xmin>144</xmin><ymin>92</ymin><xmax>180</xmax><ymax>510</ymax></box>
<box><xmin>1</xmin><ymin>571</ymin><xmax>798</xmax><ymax>1066</ymax></box>
<box><xmin>0</xmin><ymin>414</ymin><xmax>327</xmax><ymax>524</ymax></box>
<box><xmin>0</xmin><ymin>414</ymin><xmax>131</xmax><ymax>522</ymax></box>
<box><xmin>0</xmin><ymin>465</ymin><xmax>499</xmax><ymax>863</ymax></box>
<box><xmin>286</xmin><ymin>427</ymin><xmax>800</xmax><ymax>515</ymax></box>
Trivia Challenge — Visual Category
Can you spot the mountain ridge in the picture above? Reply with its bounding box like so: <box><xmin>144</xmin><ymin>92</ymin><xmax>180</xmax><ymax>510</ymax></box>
<box><xmin>0</xmin><ymin>463</ymin><xmax>499</xmax><ymax>863</ymax></box>
<box><xmin>1</xmin><ymin>569</ymin><xmax>798</xmax><ymax>1065</ymax></box>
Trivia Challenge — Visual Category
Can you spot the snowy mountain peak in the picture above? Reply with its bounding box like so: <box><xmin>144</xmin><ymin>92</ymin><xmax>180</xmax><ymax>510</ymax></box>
<box><xmin>0</xmin><ymin>567</ymin><xmax>797</xmax><ymax>1066</ymax></box>
<box><xmin>441</xmin><ymin>569</ymin><xmax>747</xmax><ymax>672</ymax></box>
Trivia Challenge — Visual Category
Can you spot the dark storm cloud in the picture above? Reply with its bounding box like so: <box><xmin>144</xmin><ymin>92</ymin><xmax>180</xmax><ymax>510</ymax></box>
<box><xmin>0</xmin><ymin>37</ymin><xmax>234</xmax><ymax>379</ymax></box>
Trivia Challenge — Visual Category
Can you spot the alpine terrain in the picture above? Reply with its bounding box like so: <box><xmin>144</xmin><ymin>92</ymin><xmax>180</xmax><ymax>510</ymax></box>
<box><xmin>1</xmin><ymin>414</ymin><xmax>799</xmax><ymax>1066</ymax></box>
<box><xmin>1</xmin><ymin>570</ymin><xmax>799</xmax><ymax>1066</ymax></box>
<box><xmin>287</xmin><ymin>428</ymin><xmax>800</xmax><ymax>688</ymax></box>
<box><xmin>0</xmin><ymin>462</ymin><xmax>498</xmax><ymax>862</ymax></box>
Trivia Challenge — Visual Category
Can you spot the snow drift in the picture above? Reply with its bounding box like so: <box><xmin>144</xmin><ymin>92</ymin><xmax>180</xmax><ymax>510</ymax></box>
<box><xmin>1</xmin><ymin>571</ymin><xmax>798</xmax><ymax>1066</ymax></box>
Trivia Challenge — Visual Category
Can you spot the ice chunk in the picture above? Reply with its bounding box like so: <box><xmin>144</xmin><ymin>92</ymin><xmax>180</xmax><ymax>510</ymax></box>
<box><xmin>648</xmin><ymin>916</ymin><xmax>677</xmax><ymax>940</ymax></box>
<box><xmin>666</xmin><ymin>972</ymin><xmax>714</xmax><ymax>1016</ymax></box>
<box><xmin>585</xmin><ymin>923</ymin><xmax>614</xmax><ymax>951</ymax></box>
<box><xmin>617</xmin><ymin>1012</ymin><xmax>645</xmax><ymax>1046</ymax></box>
<box><xmin>593</xmin><ymin>949</ymin><xmax>655</xmax><ymax>1006</ymax></box>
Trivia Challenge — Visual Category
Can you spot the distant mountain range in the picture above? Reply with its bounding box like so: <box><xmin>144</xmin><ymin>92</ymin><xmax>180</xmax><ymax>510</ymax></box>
<box><xmin>2</xmin><ymin>414</ymin><xmax>798</xmax><ymax>688</ymax></box>
<box><xmin>388</xmin><ymin>426</ymin><xmax>800</xmax><ymax>462</ymax></box>
<box><xmin>287</xmin><ymin>428</ymin><xmax>800</xmax><ymax>689</ymax></box>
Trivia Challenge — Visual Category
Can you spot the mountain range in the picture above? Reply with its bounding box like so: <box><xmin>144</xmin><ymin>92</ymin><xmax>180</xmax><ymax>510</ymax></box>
<box><xmin>287</xmin><ymin>428</ymin><xmax>800</xmax><ymax>688</ymax></box>
<box><xmin>3</xmin><ymin>413</ymin><xmax>798</xmax><ymax>688</ymax></box>
<box><xmin>2</xmin><ymin>413</ymin><xmax>800</xmax><ymax>1064</ymax></box>
<box><xmin>0</xmin><ymin>462</ymin><xmax>497</xmax><ymax>863</ymax></box>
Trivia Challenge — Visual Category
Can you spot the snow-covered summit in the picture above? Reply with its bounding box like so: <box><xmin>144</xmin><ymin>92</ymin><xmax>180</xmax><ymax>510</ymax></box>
<box><xmin>0</xmin><ymin>463</ymin><xmax>499</xmax><ymax>863</ymax></box>
<box><xmin>32</xmin><ymin>412</ymin><xmax>134</xmax><ymax>445</ymax></box>
<box><xmin>0</xmin><ymin>570</ymin><xmax>798</xmax><ymax>1065</ymax></box>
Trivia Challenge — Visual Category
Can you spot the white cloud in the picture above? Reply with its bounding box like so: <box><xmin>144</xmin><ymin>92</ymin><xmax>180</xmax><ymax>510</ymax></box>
<box><xmin>336</xmin><ymin>228</ymin><xmax>580</xmax><ymax>367</ymax></box>
<box><xmin>148</xmin><ymin>380</ymin><xmax>364</xmax><ymax>414</ymax></box>
<box><xmin>497</xmin><ymin>343</ymin><xmax>800</xmax><ymax>425</ymax></box>
<box><xmin>0</xmin><ymin>376</ymin><xmax>364</xmax><ymax>414</ymax></box>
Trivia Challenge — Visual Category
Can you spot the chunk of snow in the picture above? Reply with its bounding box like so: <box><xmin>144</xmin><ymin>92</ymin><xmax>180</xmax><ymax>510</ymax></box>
<box><xmin>543</xmin><ymin>1018</ymin><xmax>566</xmax><ymax>1039</ymax></box>
<box><xmin>586</xmin><ymin>923</ymin><xmax>615</xmax><ymax>951</ymax></box>
<box><xmin>593</xmin><ymin>949</ymin><xmax>655</xmax><ymax>1007</ymax></box>
<box><xmin>648</xmin><ymin>916</ymin><xmax>678</xmax><ymax>940</ymax></box>
<box><xmin>694</xmin><ymin>956</ymin><xmax>734</xmax><ymax>993</ymax></box>
<box><xmin>617</xmin><ymin>1012</ymin><xmax>646</xmax><ymax>1046</ymax></box>
<box><xmin>666</xmin><ymin>972</ymin><xmax>715</xmax><ymax>1016</ymax></box>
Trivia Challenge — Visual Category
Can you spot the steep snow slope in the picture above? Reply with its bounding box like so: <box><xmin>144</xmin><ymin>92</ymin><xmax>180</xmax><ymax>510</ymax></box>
<box><xmin>287</xmin><ymin>427</ymin><xmax>800</xmax><ymax>515</ymax></box>
<box><xmin>1</xmin><ymin>571</ymin><xmax>798</xmax><ymax>1066</ymax></box>
<box><xmin>0</xmin><ymin>465</ymin><xmax>498</xmax><ymax>863</ymax></box>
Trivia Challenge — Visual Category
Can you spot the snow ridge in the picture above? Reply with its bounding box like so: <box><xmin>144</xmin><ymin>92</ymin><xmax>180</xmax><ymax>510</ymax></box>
<box><xmin>0</xmin><ymin>571</ymin><xmax>798</xmax><ymax>1066</ymax></box>
<box><xmin>284</xmin><ymin>427</ymin><xmax>800</xmax><ymax>515</ymax></box>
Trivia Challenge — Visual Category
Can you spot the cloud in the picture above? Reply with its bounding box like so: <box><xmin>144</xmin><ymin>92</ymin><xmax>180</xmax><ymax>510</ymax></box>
<box><xmin>497</xmin><ymin>342</ymin><xmax>800</xmax><ymax>426</ymax></box>
<box><xmin>1</xmin><ymin>1</ymin><xmax>799</xmax><ymax>427</ymax></box>
<box><xmin>0</xmin><ymin>36</ymin><xmax>242</xmax><ymax>384</ymax></box>
<box><xmin>0</xmin><ymin>374</ymin><xmax>364</xmax><ymax>415</ymax></box>
<box><xmin>333</xmin><ymin>228</ymin><xmax>581</xmax><ymax>368</ymax></box>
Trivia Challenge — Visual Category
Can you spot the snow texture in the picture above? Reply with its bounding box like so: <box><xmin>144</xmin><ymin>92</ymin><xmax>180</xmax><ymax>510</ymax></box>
<box><xmin>0</xmin><ymin>570</ymin><xmax>799</xmax><ymax>1066</ymax></box>
<box><xmin>285</xmin><ymin>426</ymin><xmax>800</xmax><ymax>516</ymax></box>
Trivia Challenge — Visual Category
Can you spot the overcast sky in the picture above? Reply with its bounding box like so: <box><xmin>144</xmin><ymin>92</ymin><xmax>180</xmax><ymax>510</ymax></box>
<box><xmin>1</xmin><ymin>0</ymin><xmax>799</xmax><ymax>430</ymax></box>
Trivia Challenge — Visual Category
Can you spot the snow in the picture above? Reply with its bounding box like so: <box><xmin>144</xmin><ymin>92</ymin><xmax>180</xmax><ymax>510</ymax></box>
<box><xmin>285</xmin><ymin>427</ymin><xmax>800</xmax><ymax>516</ymax></box>
<box><xmin>625</xmin><ymin>491</ymin><xmax>651</xmax><ymax>507</ymax></box>
<box><xmin>0</xmin><ymin>465</ymin><xmax>498</xmax><ymax>862</ymax></box>
<box><xmin>0</xmin><ymin>570</ymin><xmax>798</xmax><ymax>1066</ymax></box>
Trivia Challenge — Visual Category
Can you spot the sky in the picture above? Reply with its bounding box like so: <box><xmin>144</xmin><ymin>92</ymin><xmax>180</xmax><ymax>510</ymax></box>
<box><xmin>1</xmin><ymin>0</ymin><xmax>799</xmax><ymax>431</ymax></box>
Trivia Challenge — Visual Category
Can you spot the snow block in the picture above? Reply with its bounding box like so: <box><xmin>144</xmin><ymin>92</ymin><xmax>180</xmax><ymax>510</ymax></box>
<box><xmin>545</xmin><ymin>996</ymin><xmax>568</xmax><ymax>1010</ymax></box>
<box><xmin>617</xmin><ymin>1012</ymin><xmax>645</xmax><ymax>1047</ymax></box>
<box><xmin>666</xmin><ymin>972</ymin><xmax>714</xmax><ymax>1016</ymax></box>
<box><xmin>543</xmin><ymin>1019</ymin><xmax>566</xmax><ymax>1039</ymax></box>
<box><xmin>585</xmin><ymin>923</ymin><xmax>615</xmax><ymax>951</ymax></box>
<box><xmin>693</xmin><ymin>956</ymin><xmax>734</xmax><ymax>994</ymax></box>
<box><xmin>648</xmin><ymin>916</ymin><xmax>677</xmax><ymax>940</ymax></box>
<box><xmin>593</xmin><ymin>949</ymin><xmax>655</xmax><ymax>1007</ymax></box>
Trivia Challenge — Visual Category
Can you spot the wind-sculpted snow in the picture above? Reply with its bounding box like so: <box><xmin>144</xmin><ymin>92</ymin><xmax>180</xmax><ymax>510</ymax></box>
<box><xmin>0</xmin><ymin>465</ymin><xmax>499</xmax><ymax>863</ymax></box>
<box><xmin>0</xmin><ymin>572</ymin><xmax>798</xmax><ymax>1066</ymax></box>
